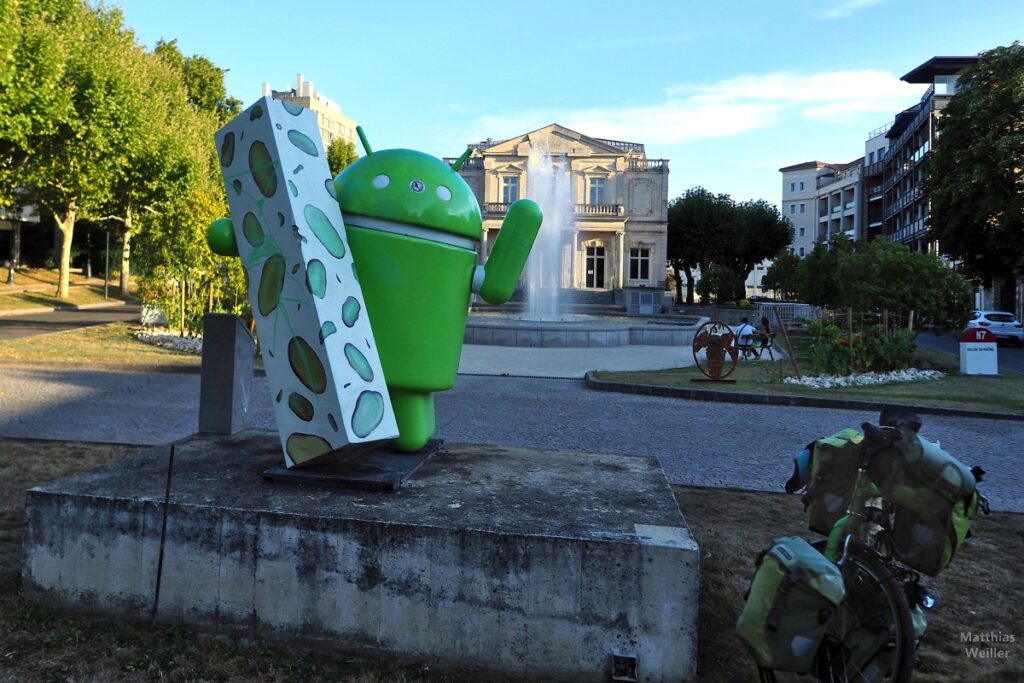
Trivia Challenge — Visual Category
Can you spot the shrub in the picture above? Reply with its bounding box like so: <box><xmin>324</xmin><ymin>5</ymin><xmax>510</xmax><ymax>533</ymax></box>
<box><xmin>806</xmin><ymin>321</ymin><xmax>916</xmax><ymax>375</ymax></box>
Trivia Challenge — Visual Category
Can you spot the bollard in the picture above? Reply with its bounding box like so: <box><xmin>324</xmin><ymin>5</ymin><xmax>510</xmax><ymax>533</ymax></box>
<box><xmin>198</xmin><ymin>313</ymin><xmax>255</xmax><ymax>434</ymax></box>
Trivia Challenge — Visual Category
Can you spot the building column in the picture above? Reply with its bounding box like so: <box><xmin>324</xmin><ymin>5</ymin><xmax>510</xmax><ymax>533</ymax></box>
<box><xmin>617</xmin><ymin>231</ymin><xmax>625</xmax><ymax>289</ymax></box>
<box><xmin>572</xmin><ymin>230</ymin><xmax>579</xmax><ymax>289</ymax></box>
<box><xmin>480</xmin><ymin>228</ymin><xmax>489</xmax><ymax>262</ymax></box>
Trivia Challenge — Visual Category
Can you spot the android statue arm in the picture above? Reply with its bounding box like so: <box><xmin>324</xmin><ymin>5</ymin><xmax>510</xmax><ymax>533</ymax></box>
<box><xmin>207</xmin><ymin>217</ymin><xmax>239</xmax><ymax>257</ymax></box>
<box><xmin>472</xmin><ymin>199</ymin><xmax>543</xmax><ymax>305</ymax></box>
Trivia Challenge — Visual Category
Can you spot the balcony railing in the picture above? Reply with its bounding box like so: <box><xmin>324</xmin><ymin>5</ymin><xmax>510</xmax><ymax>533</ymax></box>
<box><xmin>484</xmin><ymin>202</ymin><xmax>624</xmax><ymax>217</ymax></box>
<box><xmin>592</xmin><ymin>137</ymin><xmax>645</xmax><ymax>153</ymax></box>
<box><xmin>575</xmin><ymin>203</ymin><xmax>623</xmax><ymax>216</ymax></box>
<box><xmin>625</xmin><ymin>159</ymin><xmax>668</xmax><ymax>172</ymax></box>
<box><xmin>445</xmin><ymin>156</ymin><xmax>484</xmax><ymax>170</ymax></box>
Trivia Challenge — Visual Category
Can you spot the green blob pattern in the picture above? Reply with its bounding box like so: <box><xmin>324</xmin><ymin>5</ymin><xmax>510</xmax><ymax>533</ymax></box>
<box><xmin>285</xmin><ymin>433</ymin><xmax>332</xmax><ymax>464</ymax></box>
<box><xmin>303</xmin><ymin>205</ymin><xmax>346</xmax><ymax>258</ymax></box>
<box><xmin>341</xmin><ymin>297</ymin><xmax>360</xmax><ymax>327</ymax></box>
<box><xmin>351</xmin><ymin>391</ymin><xmax>385</xmax><ymax>438</ymax></box>
<box><xmin>287</xmin><ymin>130</ymin><xmax>319</xmax><ymax>157</ymax></box>
<box><xmin>319</xmin><ymin>320</ymin><xmax>337</xmax><ymax>344</ymax></box>
<box><xmin>344</xmin><ymin>343</ymin><xmax>374</xmax><ymax>382</ymax></box>
<box><xmin>242</xmin><ymin>212</ymin><xmax>265</xmax><ymax>247</ymax></box>
<box><xmin>257</xmin><ymin>254</ymin><xmax>285</xmax><ymax>316</ymax></box>
<box><xmin>232</xmin><ymin>113</ymin><xmax>388</xmax><ymax>445</ymax></box>
<box><xmin>248</xmin><ymin>141</ymin><xmax>277</xmax><ymax>197</ymax></box>
<box><xmin>287</xmin><ymin>392</ymin><xmax>314</xmax><ymax>421</ymax></box>
<box><xmin>306</xmin><ymin>259</ymin><xmax>326</xmax><ymax>298</ymax></box>
<box><xmin>219</xmin><ymin>132</ymin><xmax>235</xmax><ymax>166</ymax></box>
<box><xmin>288</xmin><ymin>336</ymin><xmax>327</xmax><ymax>394</ymax></box>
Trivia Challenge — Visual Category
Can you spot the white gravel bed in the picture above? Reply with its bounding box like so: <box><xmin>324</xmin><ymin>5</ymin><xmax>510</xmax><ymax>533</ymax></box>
<box><xmin>134</xmin><ymin>328</ymin><xmax>203</xmax><ymax>354</ymax></box>
<box><xmin>784</xmin><ymin>368</ymin><xmax>944</xmax><ymax>389</ymax></box>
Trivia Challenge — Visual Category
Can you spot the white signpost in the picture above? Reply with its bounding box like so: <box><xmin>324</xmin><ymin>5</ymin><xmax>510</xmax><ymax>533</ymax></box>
<box><xmin>959</xmin><ymin>328</ymin><xmax>998</xmax><ymax>375</ymax></box>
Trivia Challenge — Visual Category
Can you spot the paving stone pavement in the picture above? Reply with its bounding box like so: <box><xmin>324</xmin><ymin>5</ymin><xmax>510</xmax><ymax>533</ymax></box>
<box><xmin>1</xmin><ymin>367</ymin><xmax>1020</xmax><ymax>512</ymax></box>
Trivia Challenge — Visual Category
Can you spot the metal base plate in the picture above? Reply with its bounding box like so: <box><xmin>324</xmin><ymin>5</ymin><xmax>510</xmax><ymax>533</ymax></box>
<box><xmin>263</xmin><ymin>439</ymin><xmax>442</xmax><ymax>492</ymax></box>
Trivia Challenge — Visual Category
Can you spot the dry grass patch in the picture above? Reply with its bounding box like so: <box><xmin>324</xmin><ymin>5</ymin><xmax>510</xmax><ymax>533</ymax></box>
<box><xmin>0</xmin><ymin>322</ymin><xmax>201</xmax><ymax>367</ymax></box>
<box><xmin>676</xmin><ymin>486</ymin><xmax>1024</xmax><ymax>682</ymax></box>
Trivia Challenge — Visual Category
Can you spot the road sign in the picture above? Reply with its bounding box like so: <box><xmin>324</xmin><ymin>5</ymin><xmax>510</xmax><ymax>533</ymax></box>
<box><xmin>959</xmin><ymin>328</ymin><xmax>998</xmax><ymax>375</ymax></box>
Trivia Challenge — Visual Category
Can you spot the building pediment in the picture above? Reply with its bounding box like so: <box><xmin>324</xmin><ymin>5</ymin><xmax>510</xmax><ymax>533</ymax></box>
<box><xmin>480</xmin><ymin>124</ymin><xmax>630</xmax><ymax>158</ymax></box>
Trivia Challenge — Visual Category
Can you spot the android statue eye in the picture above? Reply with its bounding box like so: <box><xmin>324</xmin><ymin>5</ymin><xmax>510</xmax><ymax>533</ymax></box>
<box><xmin>372</xmin><ymin>174</ymin><xmax>390</xmax><ymax>189</ymax></box>
<box><xmin>436</xmin><ymin>186</ymin><xmax>451</xmax><ymax>201</ymax></box>
<box><xmin>410</xmin><ymin>179</ymin><xmax>425</xmax><ymax>193</ymax></box>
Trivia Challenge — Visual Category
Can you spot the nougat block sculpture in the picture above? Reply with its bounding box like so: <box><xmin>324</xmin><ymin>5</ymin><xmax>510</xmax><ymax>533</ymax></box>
<box><xmin>214</xmin><ymin>97</ymin><xmax>397</xmax><ymax>467</ymax></box>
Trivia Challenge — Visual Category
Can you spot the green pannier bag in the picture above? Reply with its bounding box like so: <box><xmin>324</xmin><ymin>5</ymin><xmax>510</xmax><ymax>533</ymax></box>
<box><xmin>736</xmin><ymin>536</ymin><xmax>846</xmax><ymax>673</ymax></box>
<box><xmin>791</xmin><ymin>428</ymin><xmax>864</xmax><ymax>535</ymax></box>
<box><xmin>875</xmin><ymin>431</ymin><xmax>980</xmax><ymax>576</ymax></box>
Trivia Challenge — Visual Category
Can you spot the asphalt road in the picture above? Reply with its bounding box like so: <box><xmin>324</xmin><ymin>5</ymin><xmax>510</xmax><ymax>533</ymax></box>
<box><xmin>916</xmin><ymin>330</ymin><xmax>1024</xmax><ymax>374</ymax></box>
<box><xmin>1</xmin><ymin>368</ymin><xmax>1020</xmax><ymax>512</ymax></box>
<box><xmin>0</xmin><ymin>303</ymin><xmax>140</xmax><ymax>342</ymax></box>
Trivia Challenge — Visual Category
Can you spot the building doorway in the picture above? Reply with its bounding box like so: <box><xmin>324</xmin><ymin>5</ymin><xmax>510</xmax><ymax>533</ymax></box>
<box><xmin>585</xmin><ymin>245</ymin><xmax>605</xmax><ymax>288</ymax></box>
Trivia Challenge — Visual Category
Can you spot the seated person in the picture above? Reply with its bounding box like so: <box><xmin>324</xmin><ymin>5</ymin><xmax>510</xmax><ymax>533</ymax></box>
<box><xmin>734</xmin><ymin>317</ymin><xmax>757</xmax><ymax>357</ymax></box>
<box><xmin>755</xmin><ymin>316</ymin><xmax>774</xmax><ymax>358</ymax></box>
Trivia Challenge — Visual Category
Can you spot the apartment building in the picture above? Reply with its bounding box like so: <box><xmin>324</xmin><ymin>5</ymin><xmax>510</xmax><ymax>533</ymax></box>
<box><xmin>263</xmin><ymin>74</ymin><xmax>359</xmax><ymax>150</ymax></box>
<box><xmin>451</xmin><ymin>123</ymin><xmax>669</xmax><ymax>293</ymax></box>
<box><xmin>873</xmin><ymin>56</ymin><xmax>978</xmax><ymax>252</ymax></box>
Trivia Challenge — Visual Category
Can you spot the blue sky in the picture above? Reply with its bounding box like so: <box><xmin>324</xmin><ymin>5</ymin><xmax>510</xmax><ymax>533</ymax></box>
<box><xmin>115</xmin><ymin>0</ymin><xmax>1022</xmax><ymax>207</ymax></box>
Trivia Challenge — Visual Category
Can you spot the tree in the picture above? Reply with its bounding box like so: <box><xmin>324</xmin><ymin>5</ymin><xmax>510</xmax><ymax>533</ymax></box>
<box><xmin>98</xmin><ymin>49</ymin><xmax>207</xmax><ymax>296</ymax></box>
<box><xmin>153</xmin><ymin>39</ymin><xmax>241</xmax><ymax>123</ymax></box>
<box><xmin>833</xmin><ymin>237</ymin><xmax>972</xmax><ymax>331</ymax></box>
<box><xmin>18</xmin><ymin>2</ymin><xmax>142</xmax><ymax>298</ymax></box>
<box><xmin>327</xmin><ymin>138</ymin><xmax>358</xmax><ymax>177</ymax></box>
<box><xmin>0</xmin><ymin>0</ymin><xmax>73</xmax><ymax>208</ymax></box>
<box><xmin>667</xmin><ymin>187</ymin><xmax>734</xmax><ymax>304</ymax></box>
<box><xmin>792</xmin><ymin>236</ymin><xmax>972</xmax><ymax>330</ymax></box>
<box><xmin>926</xmin><ymin>42</ymin><xmax>1024</xmax><ymax>292</ymax></box>
<box><xmin>762</xmin><ymin>249</ymin><xmax>800</xmax><ymax>300</ymax></box>
<box><xmin>696</xmin><ymin>264</ymin><xmax>744</xmax><ymax>304</ymax></box>
<box><xmin>715</xmin><ymin>199</ymin><xmax>794</xmax><ymax>301</ymax></box>
<box><xmin>794</xmin><ymin>238</ymin><xmax>848</xmax><ymax>308</ymax></box>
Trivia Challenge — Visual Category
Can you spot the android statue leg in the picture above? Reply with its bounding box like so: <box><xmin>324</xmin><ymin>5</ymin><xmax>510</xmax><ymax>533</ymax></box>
<box><xmin>389</xmin><ymin>389</ymin><xmax>436</xmax><ymax>452</ymax></box>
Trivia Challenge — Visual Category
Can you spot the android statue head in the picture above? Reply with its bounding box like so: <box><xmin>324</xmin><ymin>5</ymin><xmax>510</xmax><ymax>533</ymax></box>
<box><xmin>333</xmin><ymin>128</ymin><xmax>541</xmax><ymax>452</ymax></box>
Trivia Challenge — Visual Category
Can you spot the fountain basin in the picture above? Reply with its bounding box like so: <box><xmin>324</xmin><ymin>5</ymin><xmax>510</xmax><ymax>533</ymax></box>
<box><xmin>463</xmin><ymin>314</ymin><xmax>705</xmax><ymax>348</ymax></box>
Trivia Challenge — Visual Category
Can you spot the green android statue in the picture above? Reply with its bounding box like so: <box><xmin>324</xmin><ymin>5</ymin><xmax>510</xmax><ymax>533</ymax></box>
<box><xmin>209</xmin><ymin>127</ymin><xmax>542</xmax><ymax>452</ymax></box>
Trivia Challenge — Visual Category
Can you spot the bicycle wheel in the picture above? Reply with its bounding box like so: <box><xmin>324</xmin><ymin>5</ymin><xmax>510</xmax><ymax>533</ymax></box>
<box><xmin>810</xmin><ymin>538</ymin><xmax>916</xmax><ymax>682</ymax></box>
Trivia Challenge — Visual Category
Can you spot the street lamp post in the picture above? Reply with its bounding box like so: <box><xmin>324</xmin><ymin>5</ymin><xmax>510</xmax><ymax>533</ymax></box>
<box><xmin>104</xmin><ymin>229</ymin><xmax>110</xmax><ymax>299</ymax></box>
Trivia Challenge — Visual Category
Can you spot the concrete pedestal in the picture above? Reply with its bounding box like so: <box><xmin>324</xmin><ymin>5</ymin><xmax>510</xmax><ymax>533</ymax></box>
<box><xmin>23</xmin><ymin>430</ymin><xmax>699</xmax><ymax>681</ymax></box>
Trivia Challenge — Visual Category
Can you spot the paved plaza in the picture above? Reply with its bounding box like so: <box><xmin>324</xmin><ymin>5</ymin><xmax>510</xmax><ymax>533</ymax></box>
<box><xmin>1</xmin><ymin>360</ymin><xmax>1020</xmax><ymax>512</ymax></box>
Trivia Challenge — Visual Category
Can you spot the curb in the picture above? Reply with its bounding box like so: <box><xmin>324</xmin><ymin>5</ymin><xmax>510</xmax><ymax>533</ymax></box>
<box><xmin>0</xmin><ymin>299</ymin><xmax>132</xmax><ymax>318</ymax></box>
<box><xmin>583</xmin><ymin>371</ymin><xmax>1024</xmax><ymax>422</ymax></box>
<box><xmin>0</xmin><ymin>358</ymin><xmax>266</xmax><ymax>377</ymax></box>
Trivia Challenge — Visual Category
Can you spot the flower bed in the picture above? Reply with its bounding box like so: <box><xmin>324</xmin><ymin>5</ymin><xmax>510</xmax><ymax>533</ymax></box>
<box><xmin>783</xmin><ymin>368</ymin><xmax>944</xmax><ymax>389</ymax></box>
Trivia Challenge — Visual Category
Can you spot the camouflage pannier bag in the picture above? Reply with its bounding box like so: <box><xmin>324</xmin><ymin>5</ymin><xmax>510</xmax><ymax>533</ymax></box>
<box><xmin>872</xmin><ymin>428</ymin><xmax>985</xmax><ymax>576</ymax></box>
<box><xmin>736</xmin><ymin>536</ymin><xmax>846</xmax><ymax>673</ymax></box>
<box><xmin>786</xmin><ymin>428</ymin><xmax>864</xmax><ymax>535</ymax></box>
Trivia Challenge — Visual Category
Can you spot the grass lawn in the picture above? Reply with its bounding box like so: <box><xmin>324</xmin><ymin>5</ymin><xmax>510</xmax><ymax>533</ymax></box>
<box><xmin>0</xmin><ymin>284</ymin><xmax>127</xmax><ymax>311</ymax></box>
<box><xmin>0</xmin><ymin>322</ymin><xmax>201</xmax><ymax>367</ymax></box>
<box><xmin>595</xmin><ymin>339</ymin><xmax>1024</xmax><ymax>415</ymax></box>
<box><xmin>1</xmin><ymin>439</ymin><xmax>1019</xmax><ymax>681</ymax></box>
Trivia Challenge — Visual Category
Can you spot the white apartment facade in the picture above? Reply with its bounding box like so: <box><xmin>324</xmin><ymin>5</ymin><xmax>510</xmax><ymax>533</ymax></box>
<box><xmin>263</xmin><ymin>74</ymin><xmax>358</xmax><ymax>150</ymax></box>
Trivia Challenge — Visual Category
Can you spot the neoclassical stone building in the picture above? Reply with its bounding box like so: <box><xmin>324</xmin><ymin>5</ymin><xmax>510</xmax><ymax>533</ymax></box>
<box><xmin>449</xmin><ymin>124</ymin><xmax>669</xmax><ymax>294</ymax></box>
